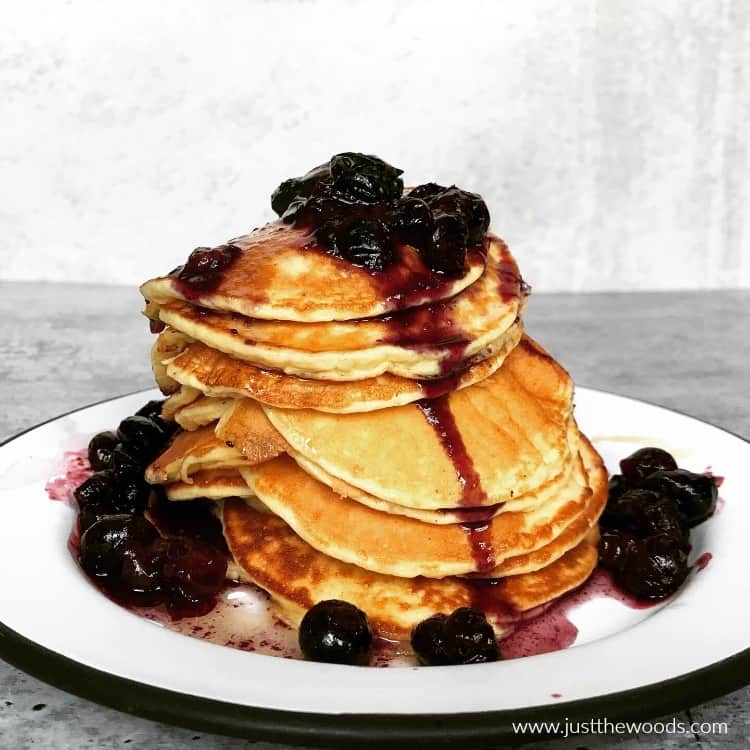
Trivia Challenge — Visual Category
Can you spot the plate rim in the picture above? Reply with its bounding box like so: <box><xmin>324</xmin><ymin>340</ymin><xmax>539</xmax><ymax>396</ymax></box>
<box><xmin>1</xmin><ymin>387</ymin><xmax>749</xmax><ymax>747</ymax></box>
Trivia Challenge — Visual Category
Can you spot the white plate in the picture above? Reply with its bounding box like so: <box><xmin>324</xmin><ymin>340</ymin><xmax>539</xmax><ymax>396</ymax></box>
<box><xmin>0</xmin><ymin>387</ymin><xmax>748</xmax><ymax>747</ymax></box>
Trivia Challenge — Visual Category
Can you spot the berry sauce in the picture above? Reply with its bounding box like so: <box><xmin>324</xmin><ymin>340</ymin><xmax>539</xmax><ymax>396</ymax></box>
<box><xmin>416</xmin><ymin>397</ymin><xmax>486</xmax><ymax>507</ymax></box>
<box><xmin>416</xmin><ymin>396</ymin><xmax>495</xmax><ymax>573</ymax></box>
<box><xmin>45</xmin><ymin>450</ymin><xmax>90</xmax><ymax>504</ymax></box>
<box><xmin>695</xmin><ymin>552</ymin><xmax>712</xmax><ymax>571</ymax></box>
<box><xmin>495</xmin><ymin>568</ymin><xmax>658</xmax><ymax>659</ymax></box>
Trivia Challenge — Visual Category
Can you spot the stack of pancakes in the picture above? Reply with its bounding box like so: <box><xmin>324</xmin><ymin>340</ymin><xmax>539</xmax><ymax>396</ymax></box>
<box><xmin>141</xmin><ymin>223</ymin><xmax>607</xmax><ymax>641</ymax></box>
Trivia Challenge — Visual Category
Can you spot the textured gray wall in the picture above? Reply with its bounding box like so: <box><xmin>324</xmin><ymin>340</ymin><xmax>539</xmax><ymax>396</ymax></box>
<box><xmin>2</xmin><ymin>0</ymin><xmax>749</xmax><ymax>291</ymax></box>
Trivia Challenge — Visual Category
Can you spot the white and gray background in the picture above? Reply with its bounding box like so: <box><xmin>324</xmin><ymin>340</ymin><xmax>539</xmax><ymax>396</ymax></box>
<box><xmin>2</xmin><ymin>0</ymin><xmax>749</xmax><ymax>292</ymax></box>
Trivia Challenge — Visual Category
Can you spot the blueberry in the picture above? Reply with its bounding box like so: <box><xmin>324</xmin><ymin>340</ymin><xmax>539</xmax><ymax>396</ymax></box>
<box><xmin>161</xmin><ymin>537</ymin><xmax>227</xmax><ymax>608</ymax></box>
<box><xmin>620</xmin><ymin>447</ymin><xmax>678</xmax><ymax>485</ymax></box>
<box><xmin>333</xmin><ymin>219</ymin><xmax>394</xmax><ymax>271</ymax></box>
<box><xmin>298</xmin><ymin>600</ymin><xmax>373</xmax><ymax>665</ymax></box>
<box><xmin>409</xmin><ymin>184</ymin><xmax>489</xmax><ymax>248</ymax></box>
<box><xmin>411</xmin><ymin>607</ymin><xmax>498</xmax><ymax>666</ymax></box>
<box><xmin>80</xmin><ymin>515</ymin><xmax>158</xmax><ymax>582</ymax></box>
<box><xmin>640</xmin><ymin>469</ymin><xmax>718</xmax><ymax>527</ymax></box>
<box><xmin>425</xmin><ymin>212</ymin><xmax>468</xmax><ymax>275</ymax></box>
<box><xmin>396</xmin><ymin>196</ymin><xmax>433</xmax><ymax>250</ymax></box>
<box><xmin>598</xmin><ymin>530</ymin><xmax>638</xmax><ymax>571</ymax></box>
<box><xmin>329</xmin><ymin>153</ymin><xmax>403</xmax><ymax>204</ymax></box>
<box><xmin>135</xmin><ymin>400</ymin><xmax>165</xmax><ymax>421</ymax></box>
<box><xmin>87</xmin><ymin>431</ymin><xmax>118</xmax><ymax>471</ymax></box>
<box><xmin>614</xmin><ymin>534</ymin><xmax>689</xmax><ymax>600</ymax></box>
<box><xmin>118</xmin><ymin>540</ymin><xmax>167</xmax><ymax>607</ymax></box>
<box><xmin>409</xmin><ymin>183</ymin><xmax>446</xmax><ymax>201</ymax></box>
<box><xmin>615</xmin><ymin>489</ymin><xmax>688</xmax><ymax>545</ymax></box>
<box><xmin>176</xmin><ymin>245</ymin><xmax>241</xmax><ymax>289</ymax></box>
<box><xmin>77</xmin><ymin>502</ymin><xmax>115</xmax><ymax>536</ymax></box>
<box><xmin>74</xmin><ymin>471</ymin><xmax>115</xmax><ymax>510</ymax></box>
<box><xmin>117</xmin><ymin>416</ymin><xmax>167</xmax><ymax>463</ymax></box>
<box><xmin>271</xmin><ymin>162</ymin><xmax>331</xmax><ymax>217</ymax></box>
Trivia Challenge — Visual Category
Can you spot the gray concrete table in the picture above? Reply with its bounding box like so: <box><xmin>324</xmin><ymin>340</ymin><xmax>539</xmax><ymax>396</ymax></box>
<box><xmin>0</xmin><ymin>282</ymin><xmax>748</xmax><ymax>749</ymax></box>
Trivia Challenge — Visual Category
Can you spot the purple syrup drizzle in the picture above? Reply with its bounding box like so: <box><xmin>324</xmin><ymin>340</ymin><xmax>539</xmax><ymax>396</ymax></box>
<box><xmin>416</xmin><ymin>396</ymin><xmax>494</xmax><ymax>572</ymax></box>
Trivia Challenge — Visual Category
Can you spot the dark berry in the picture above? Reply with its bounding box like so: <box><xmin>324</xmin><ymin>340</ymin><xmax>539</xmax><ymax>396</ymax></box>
<box><xmin>271</xmin><ymin>161</ymin><xmax>331</xmax><ymax>217</ymax></box>
<box><xmin>87</xmin><ymin>431</ymin><xmax>118</xmax><ymax>471</ymax></box>
<box><xmin>176</xmin><ymin>244</ymin><xmax>241</xmax><ymax>289</ymax></box>
<box><xmin>108</xmin><ymin>445</ymin><xmax>151</xmax><ymax>514</ymax></box>
<box><xmin>425</xmin><ymin>212</ymin><xmax>468</xmax><ymax>275</ymax></box>
<box><xmin>608</xmin><ymin>474</ymin><xmax>627</xmax><ymax>503</ymax></box>
<box><xmin>118</xmin><ymin>540</ymin><xmax>166</xmax><ymax>606</ymax></box>
<box><xmin>161</xmin><ymin>537</ymin><xmax>227</xmax><ymax>608</ymax></box>
<box><xmin>620</xmin><ymin>447</ymin><xmax>678</xmax><ymax>484</ymax></box>
<box><xmin>117</xmin><ymin>415</ymin><xmax>167</xmax><ymax>463</ymax></box>
<box><xmin>135</xmin><ymin>400</ymin><xmax>165</xmax><ymax>421</ymax></box>
<box><xmin>640</xmin><ymin>469</ymin><xmax>718</xmax><ymax>527</ymax></box>
<box><xmin>409</xmin><ymin>183</ymin><xmax>446</xmax><ymax>201</ymax></box>
<box><xmin>329</xmin><ymin>153</ymin><xmax>403</xmax><ymax>204</ymax></box>
<box><xmin>411</xmin><ymin>607</ymin><xmax>498</xmax><ymax>666</ymax></box>
<box><xmin>147</xmin><ymin>491</ymin><xmax>228</xmax><ymax>550</ymax></box>
<box><xmin>79</xmin><ymin>515</ymin><xmax>158</xmax><ymax>582</ymax></box>
<box><xmin>614</xmin><ymin>535</ymin><xmax>689</xmax><ymax>600</ymax></box>
<box><xmin>334</xmin><ymin>219</ymin><xmax>393</xmax><ymax>271</ymax></box>
<box><xmin>396</xmin><ymin>196</ymin><xmax>433</xmax><ymax>249</ymax></box>
<box><xmin>298</xmin><ymin>600</ymin><xmax>373</xmax><ymax>665</ymax></box>
<box><xmin>78</xmin><ymin>502</ymin><xmax>114</xmax><ymax>536</ymax></box>
<box><xmin>74</xmin><ymin>471</ymin><xmax>115</xmax><ymax>510</ymax></box>
<box><xmin>615</xmin><ymin>490</ymin><xmax>688</xmax><ymax>545</ymax></box>
<box><xmin>598</xmin><ymin>531</ymin><xmax>638</xmax><ymax>571</ymax></box>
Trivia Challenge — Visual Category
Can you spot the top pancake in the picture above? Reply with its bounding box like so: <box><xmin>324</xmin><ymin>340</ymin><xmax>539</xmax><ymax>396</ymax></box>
<box><xmin>141</xmin><ymin>223</ymin><xmax>489</xmax><ymax>323</ymax></box>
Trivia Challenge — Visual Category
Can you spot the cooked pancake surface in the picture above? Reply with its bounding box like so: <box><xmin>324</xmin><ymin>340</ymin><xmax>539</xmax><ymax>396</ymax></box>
<box><xmin>263</xmin><ymin>337</ymin><xmax>574</xmax><ymax>509</ymax></box>
<box><xmin>239</xmin><ymin>429</ymin><xmax>606</xmax><ymax>578</ymax></box>
<box><xmin>162</xmin><ymin>322</ymin><xmax>523</xmax><ymax>413</ymax></box>
<box><xmin>141</xmin><ymin>223</ymin><xmax>488</xmax><ymax>323</ymax></box>
<box><xmin>222</xmin><ymin>499</ymin><xmax>599</xmax><ymax>639</ymax></box>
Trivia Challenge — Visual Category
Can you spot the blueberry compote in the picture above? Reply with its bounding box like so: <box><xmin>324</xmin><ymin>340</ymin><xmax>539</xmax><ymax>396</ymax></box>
<box><xmin>70</xmin><ymin>399</ymin><xmax>231</xmax><ymax>617</ymax></box>
<box><xmin>271</xmin><ymin>153</ymin><xmax>490</xmax><ymax>276</ymax></box>
<box><xmin>597</xmin><ymin>446</ymin><xmax>718</xmax><ymax>600</ymax></box>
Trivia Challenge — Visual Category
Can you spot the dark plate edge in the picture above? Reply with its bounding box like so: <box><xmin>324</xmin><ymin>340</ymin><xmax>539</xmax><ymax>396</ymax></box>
<box><xmin>1</xmin><ymin>388</ymin><xmax>749</xmax><ymax>748</ymax></box>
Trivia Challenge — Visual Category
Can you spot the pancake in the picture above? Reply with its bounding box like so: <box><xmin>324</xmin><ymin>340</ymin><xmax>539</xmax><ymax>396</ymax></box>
<box><xmin>286</xmin><ymin>444</ymin><xmax>576</xmax><ymax>524</ymax></box>
<box><xmin>161</xmin><ymin>385</ymin><xmax>201</xmax><ymax>421</ymax></box>
<box><xmin>151</xmin><ymin>328</ymin><xmax>191</xmax><ymax>395</ymax></box>
<box><xmin>145</xmin><ymin>425</ymin><xmax>274</xmax><ymax>484</ymax></box>
<box><xmin>238</xmin><ymin>428</ymin><xmax>606</xmax><ymax>578</ymax></box>
<box><xmin>155</xmin><ymin>310</ymin><xmax>520</xmax><ymax>383</ymax></box>
<box><xmin>165</xmin><ymin>469</ymin><xmax>252</xmax><ymax>500</ymax></box>
<box><xmin>222</xmin><ymin>498</ymin><xmax>599</xmax><ymax>640</ymax></box>
<box><xmin>263</xmin><ymin>337</ymin><xmax>574</xmax><ymax>509</ymax></box>
<box><xmin>215</xmin><ymin>399</ymin><xmax>290</xmax><ymax>463</ymax></box>
<box><xmin>173</xmin><ymin>395</ymin><xmax>235</xmax><ymax>431</ymax></box>
<box><xmin>162</xmin><ymin>322</ymin><xmax>523</xmax><ymax>414</ymax></box>
<box><xmin>152</xmin><ymin>236</ymin><xmax>523</xmax><ymax>381</ymax></box>
<box><xmin>141</xmin><ymin>223</ymin><xmax>488</xmax><ymax>323</ymax></box>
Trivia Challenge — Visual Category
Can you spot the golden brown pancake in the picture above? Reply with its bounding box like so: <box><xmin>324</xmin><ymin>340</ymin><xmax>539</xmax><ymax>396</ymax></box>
<box><xmin>222</xmin><ymin>499</ymin><xmax>599</xmax><ymax>640</ymax></box>
<box><xmin>173</xmin><ymin>394</ymin><xmax>235</xmax><ymax>431</ymax></box>
<box><xmin>215</xmin><ymin>399</ymin><xmax>290</xmax><ymax>463</ymax></box>
<box><xmin>151</xmin><ymin>328</ymin><xmax>191</xmax><ymax>395</ymax></box>
<box><xmin>141</xmin><ymin>223</ymin><xmax>488</xmax><ymax>323</ymax></box>
<box><xmin>155</xmin><ymin>307</ymin><xmax>520</xmax><ymax>382</ymax></box>
<box><xmin>286</xmin><ymin>446</ymin><xmax>576</xmax><ymax>524</ymax></box>
<box><xmin>165</xmin><ymin>469</ymin><xmax>252</xmax><ymax>500</ymax></box>
<box><xmin>161</xmin><ymin>385</ymin><xmax>201</xmax><ymax>421</ymax></box>
<box><xmin>145</xmin><ymin>425</ymin><xmax>277</xmax><ymax>484</ymax></box>
<box><xmin>162</xmin><ymin>322</ymin><xmax>523</xmax><ymax>414</ymax></box>
<box><xmin>263</xmin><ymin>337</ymin><xmax>574</xmax><ymax>509</ymax></box>
<box><xmin>239</xmin><ymin>429</ymin><xmax>606</xmax><ymax>578</ymax></box>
